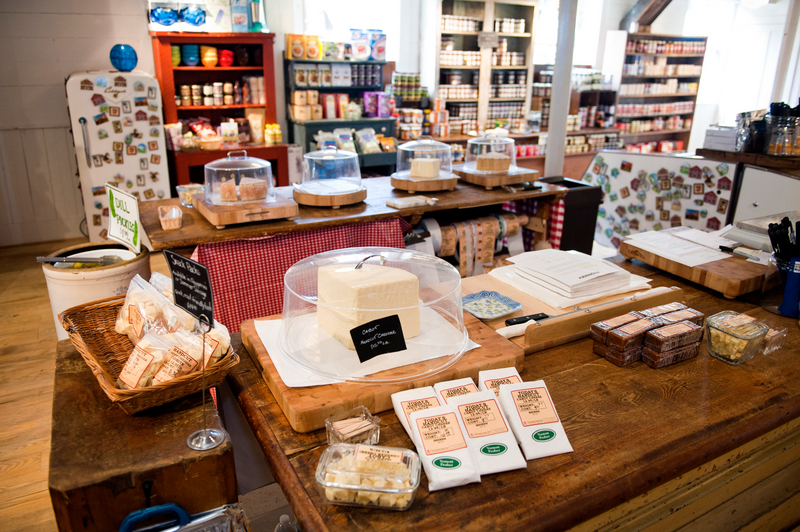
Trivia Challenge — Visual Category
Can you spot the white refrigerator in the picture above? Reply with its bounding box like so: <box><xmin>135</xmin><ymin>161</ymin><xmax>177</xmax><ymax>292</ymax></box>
<box><xmin>66</xmin><ymin>71</ymin><xmax>170</xmax><ymax>242</ymax></box>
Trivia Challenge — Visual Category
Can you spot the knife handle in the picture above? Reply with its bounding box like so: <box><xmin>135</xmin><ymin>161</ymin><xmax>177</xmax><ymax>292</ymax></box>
<box><xmin>505</xmin><ymin>313</ymin><xmax>549</xmax><ymax>326</ymax></box>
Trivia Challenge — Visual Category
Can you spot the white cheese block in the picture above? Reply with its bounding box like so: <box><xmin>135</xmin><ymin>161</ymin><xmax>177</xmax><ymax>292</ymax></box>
<box><xmin>317</xmin><ymin>263</ymin><xmax>420</xmax><ymax>349</ymax></box>
<box><xmin>409</xmin><ymin>158</ymin><xmax>441</xmax><ymax>180</ymax></box>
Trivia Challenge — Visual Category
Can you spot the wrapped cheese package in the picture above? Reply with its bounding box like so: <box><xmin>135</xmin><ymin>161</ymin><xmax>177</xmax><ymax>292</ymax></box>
<box><xmin>149</xmin><ymin>272</ymin><xmax>175</xmax><ymax>301</ymax></box>
<box><xmin>589</xmin><ymin>312</ymin><xmax>642</xmax><ymax>344</ymax></box>
<box><xmin>391</xmin><ymin>386</ymin><xmax>441</xmax><ymax>439</ymax></box>
<box><xmin>478</xmin><ymin>367</ymin><xmax>522</xmax><ymax>397</ymax></box>
<box><xmin>433</xmin><ymin>377</ymin><xmax>479</xmax><ymax>405</ymax></box>
<box><xmin>117</xmin><ymin>332</ymin><xmax>171</xmax><ymax>389</ymax></box>
<box><xmin>115</xmin><ymin>275</ymin><xmax>170</xmax><ymax>345</ymax></box>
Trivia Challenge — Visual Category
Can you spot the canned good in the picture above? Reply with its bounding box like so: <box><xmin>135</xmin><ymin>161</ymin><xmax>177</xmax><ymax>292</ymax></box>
<box><xmin>223</xmin><ymin>82</ymin><xmax>234</xmax><ymax>94</ymax></box>
<box><xmin>191</xmin><ymin>85</ymin><xmax>202</xmax><ymax>98</ymax></box>
<box><xmin>203</xmin><ymin>96</ymin><xmax>214</xmax><ymax>106</ymax></box>
<box><xmin>214</xmin><ymin>96</ymin><xmax>224</xmax><ymax>106</ymax></box>
<box><xmin>400</xmin><ymin>126</ymin><xmax>412</xmax><ymax>140</ymax></box>
<box><xmin>213</xmin><ymin>82</ymin><xmax>223</xmax><ymax>96</ymax></box>
<box><xmin>223</xmin><ymin>94</ymin><xmax>234</xmax><ymax>105</ymax></box>
<box><xmin>180</xmin><ymin>85</ymin><xmax>191</xmax><ymax>97</ymax></box>
<box><xmin>192</xmin><ymin>96</ymin><xmax>202</xmax><ymax>106</ymax></box>
<box><xmin>182</xmin><ymin>95</ymin><xmax>192</xmax><ymax>106</ymax></box>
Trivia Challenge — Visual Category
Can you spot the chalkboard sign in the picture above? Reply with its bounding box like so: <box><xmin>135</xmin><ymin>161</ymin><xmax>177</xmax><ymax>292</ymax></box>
<box><xmin>163</xmin><ymin>250</ymin><xmax>214</xmax><ymax>327</ymax></box>
<box><xmin>350</xmin><ymin>315</ymin><xmax>407</xmax><ymax>363</ymax></box>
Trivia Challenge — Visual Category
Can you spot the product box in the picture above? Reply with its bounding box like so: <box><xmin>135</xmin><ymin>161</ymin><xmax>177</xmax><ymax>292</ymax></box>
<box><xmin>306</xmin><ymin>65</ymin><xmax>320</xmax><ymax>87</ymax></box>
<box><xmin>322</xmin><ymin>94</ymin><xmax>337</xmax><ymax>119</ymax></box>
<box><xmin>318</xmin><ymin>64</ymin><xmax>332</xmax><ymax>87</ymax></box>
<box><xmin>291</xmin><ymin>105</ymin><xmax>311</xmax><ymax>121</ymax></box>
<box><xmin>292</xmin><ymin>90</ymin><xmax>307</xmax><ymax>106</ymax></box>
<box><xmin>178</xmin><ymin>2</ymin><xmax>213</xmax><ymax>32</ymax></box>
<box><xmin>230</xmin><ymin>0</ymin><xmax>249</xmax><ymax>32</ymax></box>
<box><xmin>286</xmin><ymin>34</ymin><xmax>305</xmax><ymax>60</ymax></box>
<box><xmin>369</xmin><ymin>30</ymin><xmax>386</xmax><ymax>61</ymax></box>
<box><xmin>334</xmin><ymin>94</ymin><xmax>350</xmax><ymax>118</ymax></box>
<box><xmin>306</xmin><ymin>90</ymin><xmax>319</xmax><ymax>106</ymax></box>
<box><xmin>305</xmin><ymin>35</ymin><xmax>321</xmax><ymax>60</ymax></box>
<box><xmin>331</xmin><ymin>64</ymin><xmax>344</xmax><ymax>86</ymax></box>
<box><xmin>293</xmin><ymin>65</ymin><xmax>308</xmax><ymax>87</ymax></box>
<box><xmin>148</xmin><ymin>1</ymin><xmax>181</xmax><ymax>32</ymax></box>
<box><xmin>322</xmin><ymin>41</ymin><xmax>338</xmax><ymax>61</ymax></box>
<box><xmin>205</xmin><ymin>0</ymin><xmax>232</xmax><ymax>32</ymax></box>
<box><xmin>350</xmin><ymin>29</ymin><xmax>370</xmax><ymax>61</ymax></box>
<box><xmin>364</xmin><ymin>92</ymin><xmax>392</xmax><ymax>118</ymax></box>
<box><xmin>310</xmin><ymin>104</ymin><xmax>323</xmax><ymax>120</ymax></box>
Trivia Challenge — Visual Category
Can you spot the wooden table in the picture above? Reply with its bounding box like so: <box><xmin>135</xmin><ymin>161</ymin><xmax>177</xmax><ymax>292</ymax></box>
<box><xmin>141</xmin><ymin>177</ymin><xmax>566</xmax><ymax>250</ymax></box>
<box><xmin>226</xmin><ymin>257</ymin><xmax>800</xmax><ymax>531</ymax></box>
<box><xmin>49</xmin><ymin>341</ymin><xmax>238</xmax><ymax>532</ymax></box>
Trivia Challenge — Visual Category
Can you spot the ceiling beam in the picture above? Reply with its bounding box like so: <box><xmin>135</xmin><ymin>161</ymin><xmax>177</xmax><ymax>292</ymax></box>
<box><xmin>619</xmin><ymin>0</ymin><xmax>673</xmax><ymax>31</ymax></box>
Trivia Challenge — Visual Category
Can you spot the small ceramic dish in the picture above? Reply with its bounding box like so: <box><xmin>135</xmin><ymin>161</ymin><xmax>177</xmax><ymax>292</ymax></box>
<box><xmin>462</xmin><ymin>291</ymin><xmax>522</xmax><ymax>320</ymax></box>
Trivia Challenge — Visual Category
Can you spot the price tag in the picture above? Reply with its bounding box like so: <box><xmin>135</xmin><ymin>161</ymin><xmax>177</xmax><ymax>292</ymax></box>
<box><xmin>350</xmin><ymin>315</ymin><xmax>406</xmax><ymax>363</ymax></box>
<box><xmin>478</xmin><ymin>32</ymin><xmax>499</xmax><ymax>48</ymax></box>
<box><xmin>163</xmin><ymin>250</ymin><xmax>214</xmax><ymax>327</ymax></box>
<box><xmin>105</xmin><ymin>185</ymin><xmax>140</xmax><ymax>252</ymax></box>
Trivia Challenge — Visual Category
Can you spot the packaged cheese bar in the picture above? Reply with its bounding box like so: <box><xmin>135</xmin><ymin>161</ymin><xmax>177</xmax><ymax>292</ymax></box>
<box><xmin>638</xmin><ymin>302</ymin><xmax>687</xmax><ymax>318</ymax></box>
<box><xmin>606</xmin><ymin>319</ymin><xmax>661</xmax><ymax>351</ymax></box>
<box><xmin>117</xmin><ymin>332</ymin><xmax>171</xmax><ymax>389</ymax></box>
<box><xmin>659</xmin><ymin>308</ymin><xmax>705</xmax><ymax>326</ymax></box>
<box><xmin>642</xmin><ymin>342</ymin><xmax>700</xmax><ymax>368</ymax></box>
<box><xmin>477</xmin><ymin>367</ymin><xmax>523</xmax><ymax>398</ymax></box>
<box><xmin>434</xmin><ymin>378</ymin><xmax>479</xmax><ymax>405</ymax></box>
<box><xmin>391</xmin><ymin>387</ymin><xmax>442</xmax><ymax>439</ymax></box>
<box><xmin>449</xmin><ymin>390</ymin><xmax>526</xmax><ymax>475</ymax></box>
<box><xmin>115</xmin><ymin>274</ymin><xmax>170</xmax><ymax>345</ymax></box>
<box><xmin>600</xmin><ymin>344</ymin><xmax>643</xmax><ymax>367</ymax></box>
<box><xmin>592</xmin><ymin>341</ymin><xmax>605</xmax><ymax>356</ymax></box>
<box><xmin>409</xmin><ymin>404</ymin><xmax>481</xmax><ymax>491</ymax></box>
<box><xmin>497</xmin><ymin>380</ymin><xmax>573</xmax><ymax>461</ymax></box>
<box><xmin>589</xmin><ymin>312</ymin><xmax>643</xmax><ymax>344</ymax></box>
<box><xmin>644</xmin><ymin>321</ymin><xmax>704</xmax><ymax>353</ymax></box>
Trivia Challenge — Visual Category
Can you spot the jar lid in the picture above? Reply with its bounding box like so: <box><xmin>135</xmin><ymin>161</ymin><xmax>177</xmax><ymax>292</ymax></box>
<box><xmin>204</xmin><ymin>150</ymin><xmax>271</xmax><ymax>171</ymax></box>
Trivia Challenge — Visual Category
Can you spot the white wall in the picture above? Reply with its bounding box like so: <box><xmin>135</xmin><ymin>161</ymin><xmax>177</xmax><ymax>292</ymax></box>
<box><xmin>0</xmin><ymin>0</ymin><xmax>154</xmax><ymax>246</ymax></box>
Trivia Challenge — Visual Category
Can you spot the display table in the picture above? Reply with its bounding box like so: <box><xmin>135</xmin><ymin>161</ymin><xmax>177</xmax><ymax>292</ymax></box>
<box><xmin>140</xmin><ymin>177</ymin><xmax>567</xmax><ymax>251</ymax></box>
<box><xmin>226</xmin><ymin>257</ymin><xmax>800</xmax><ymax>531</ymax></box>
<box><xmin>48</xmin><ymin>341</ymin><xmax>237</xmax><ymax>532</ymax></box>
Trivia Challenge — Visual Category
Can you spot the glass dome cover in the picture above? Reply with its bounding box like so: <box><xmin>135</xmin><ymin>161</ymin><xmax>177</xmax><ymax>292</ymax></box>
<box><xmin>392</xmin><ymin>136</ymin><xmax>453</xmax><ymax>180</ymax></box>
<box><xmin>203</xmin><ymin>150</ymin><xmax>275</xmax><ymax>205</ymax></box>
<box><xmin>280</xmin><ymin>247</ymin><xmax>468</xmax><ymax>384</ymax></box>
<box><xmin>299</xmin><ymin>147</ymin><xmax>362</xmax><ymax>195</ymax></box>
<box><xmin>464</xmin><ymin>136</ymin><xmax>517</xmax><ymax>174</ymax></box>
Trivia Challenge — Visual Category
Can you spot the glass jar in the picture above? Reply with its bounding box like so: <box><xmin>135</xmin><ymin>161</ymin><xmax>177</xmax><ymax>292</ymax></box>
<box><xmin>203</xmin><ymin>150</ymin><xmax>274</xmax><ymax>205</ymax></box>
<box><xmin>465</xmin><ymin>136</ymin><xmax>516</xmax><ymax>173</ymax></box>
<box><xmin>392</xmin><ymin>136</ymin><xmax>452</xmax><ymax>181</ymax></box>
<box><xmin>705</xmin><ymin>311</ymin><xmax>768</xmax><ymax>365</ymax></box>
<box><xmin>298</xmin><ymin>148</ymin><xmax>362</xmax><ymax>195</ymax></box>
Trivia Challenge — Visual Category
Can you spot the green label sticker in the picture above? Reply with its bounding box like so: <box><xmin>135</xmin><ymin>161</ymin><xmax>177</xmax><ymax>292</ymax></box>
<box><xmin>480</xmin><ymin>443</ymin><xmax>508</xmax><ymax>456</ymax></box>
<box><xmin>532</xmin><ymin>429</ymin><xmax>556</xmax><ymax>442</ymax></box>
<box><xmin>432</xmin><ymin>457</ymin><xmax>461</xmax><ymax>470</ymax></box>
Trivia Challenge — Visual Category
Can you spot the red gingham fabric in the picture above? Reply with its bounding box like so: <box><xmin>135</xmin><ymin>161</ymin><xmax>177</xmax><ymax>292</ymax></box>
<box><xmin>195</xmin><ymin>219</ymin><xmax>407</xmax><ymax>333</ymax></box>
<box><xmin>549</xmin><ymin>199</ymin><xmax>566</xmax><ymax>250</ymax></box>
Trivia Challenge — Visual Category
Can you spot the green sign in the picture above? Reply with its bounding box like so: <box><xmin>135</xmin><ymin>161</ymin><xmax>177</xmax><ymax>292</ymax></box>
<box><xmin>480</xmin><ymin>443</ymin><xmax>508</xmax><ymax>456</ymax></box>
<box><xmin>532</xmin><ymin>429</ymin><xmax>556</xmax><ymax>442</ymax></box>
<box><xmin>106</xmin><ymin>185</ymin><xmax>140</xmax><ymax>252</ymax></box>
<box><xmin>432</xmin><ymin>457</ymin><xmax>461</xmax><ymax>470</ymax></box>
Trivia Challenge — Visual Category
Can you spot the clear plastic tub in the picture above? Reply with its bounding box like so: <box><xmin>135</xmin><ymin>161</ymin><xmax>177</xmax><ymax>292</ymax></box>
<box><xmin>203</xmin><ymin>150</ymin><xmax>274</xmax><ymax>205</ymax></box>
<box><xmin>280</xmin><ymin>247</ymin><xmax>468</xmax><ymax>384</ymax></box>
<box><xmin>315</xmin><ymin>443</ymin><xmax>421</xmax><ymax>511</ymax></box>
<box><xmin>464</xmin><ymin>136</ymin><xmax>516</xmax><ymax>174</ymax></box>
<box><xmin>326</xmin><ymin>406</ymin><xmax>381</xmax><ymax>446</ymax></box>
<box><xmin>392</xmin><ymin>136</ymin><xmax>453</xmax><ymax>181</ymax></box>
<box><xmin>706</xmin><ymin>311</ymin><xmax>769</xmax><ymax>365</ymax></box>
<box><xmin>298</xmin><ymin>147</ymin><xmax>362</xmax><ymax>195</ymax></box>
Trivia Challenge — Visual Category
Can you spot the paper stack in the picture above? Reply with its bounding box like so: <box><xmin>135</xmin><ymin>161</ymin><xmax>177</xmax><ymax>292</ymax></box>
<box><xmin>509</xmin><ymin>250</ymin><xmax>632</xmax><ymax>299</ymax></box>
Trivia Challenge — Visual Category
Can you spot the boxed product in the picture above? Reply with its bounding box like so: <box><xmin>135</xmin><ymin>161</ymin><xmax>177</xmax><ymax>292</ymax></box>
<box><xmin>305</xmin><ymin>35</ymin><xmax>321</xmax><ymax>60</ymax></box>
<box><xmin>307</xmin><ymin>65</ymin><xmax>320</xmax><ymax>87</ymax></box>
<box><xmin>322</xmin><ymin>41</ymin><xmax>338</xmax><ymax>61</ymax></box>
<box><xmin>350</xmin><ymin>29</ymin><xmax>371</xmax><ymax>61</ymax></box>
<box><xmin>292</xmin><ymin>90</ymin><xmax>307</xmax><ymax>106</ymax></box>
<box><xmin>291</xmin><ymin>105</ymin><xmax>311</xmax><ymax>121</ymax></box>
<box><xmin>306</xmin><ymin>90</ymin><xmax>319</xmax><ymax>106</ymax></box>
<box><xmin>205</xmin><ymin>0</ymin><xmax>233</xmax><ymax>33</ymax></box>
<box><xmin>310</xmin><ymin>105</ymin><xmax>323</xmax><ymax>120</ymax></box>
<box><xmin>334</xmin><ymin>94</ymin><xmax>350</xmax><ymax>118</ymax></box>
<box><xmin>148</xmin><ymin>2</ymin><xmax>181</xmax><ymax>32</ymax></box>
<box><xmin>230</xmin><ymin>0</ymin><xmax>249</xmax><ymax>32</ymax></box>
<box><xmin>322</xmin><ymin>94</ymin><xmax>337</xmax><ymax>119</ymax></box>
<box><xmin>178</xmin><ymin>3</ymin><xmax>213</xmax><ymax>32</ymax></box>
<box><xmin>286</xmin><ymin>34</ymin><xmax>305</xmax><ymax>60</ymax></box>
<box><xmin>293</xmin><ymin>65</ymin><xmax>308</xmax><ymax>87</ymax></box>
<box><xmin>318</xmin><ymin>64</ymin><xmax>332</xmax><ymax>87</ymax></box>
<box><xmin>369</xmin><ymin>30</ymin><xmax>387</xmax><ymax>61</ymax></box>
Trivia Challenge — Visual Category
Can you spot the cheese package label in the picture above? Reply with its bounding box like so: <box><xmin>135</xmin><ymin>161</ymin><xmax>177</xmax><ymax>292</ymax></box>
<box><xmin>434</xmin><ymin>377</ymin><xmax>479</xmax><ymax>404</ymax></box>
<box><xmin>478</xmin><ymin>367</ymin><xmax>523</xmax><ymax>397</ymax></box>
<box><xmin>391</xmin><ymin>386</ymin><xmax>441</xmax><ymax>439</ymax></box>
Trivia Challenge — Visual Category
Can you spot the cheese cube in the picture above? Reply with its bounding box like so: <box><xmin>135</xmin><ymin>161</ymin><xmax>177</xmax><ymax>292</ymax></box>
<box><xmin>476</xmin><ymin>152</ymin><xmax>511</xmax><ymax>172</ymax></box>
<box><xmin>317</xmin><ymin>263</ymin><xmax>420</xmax><ymax>349</ymax></box>
<box><xmin>409</xmin><ymin>158</ymin><xmax>441</xmax><ymax>180</ymax></box>
<box><xmin>219</xmin><ymin>180</ymin><xmax>237</xmax><ymax>202</ymax></box>
<box><xmin>239</xmin><ymin>177</ymin><xmax>267</xmax><ymax>201</ymax></box>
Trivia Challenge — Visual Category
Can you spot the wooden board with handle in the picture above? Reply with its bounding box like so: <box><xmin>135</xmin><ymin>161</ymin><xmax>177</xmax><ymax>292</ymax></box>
<box><xmin>452</xmin><ymin>163</ymin><xmax>539</xmax><ymax>190</ymax></box>
<box><xmin>461</xmin><ymin>274</ymin><xmax>684</xmax><ymax>354</ymax></box>
<box><xmin>292</xmin><ymin>187</ymin><xmax>367</xmax><ymax>209</ymax></box>
<box><xmin>619</xmin><ymin>240</ymin><xmax>767</xmax><ymax>299</ymax></box>
<box><xmin>194</xmin><ymin>193</ymin><xmax>299</xmax><ymax>229</ymax></box>
<box><xmin>240</xmin><ymin>313</ymin><xmax>524</xmax><ymax>433</ymax></box>
<box><xmin>390</xmin><ymin>174</ymin><xmax>458</xmax><ymax>193</ymax></box>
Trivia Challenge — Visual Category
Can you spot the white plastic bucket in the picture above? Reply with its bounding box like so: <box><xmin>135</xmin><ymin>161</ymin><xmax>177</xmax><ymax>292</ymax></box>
<box><xmin>42</xmin><ymin>242</ymin><xmax>151</xmax><ymax>341</ymax></box>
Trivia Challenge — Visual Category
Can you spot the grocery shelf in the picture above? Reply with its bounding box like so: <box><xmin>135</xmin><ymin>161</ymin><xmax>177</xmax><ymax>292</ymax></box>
<box><xmin>489</xmin><ymin>97</ymin><xmax>526</xmax><ymax>101</ymax></box>
<box><xmin>172</xmin><ymin>66</ymin><xmax>263</xmax><ymax>71</ymax></box>
<box><xmin>497</xmin><ymin>32</ymin><xmax>532</xmax><ymax>38</ymax></box>
<box><xmin>621</xmin><ymin>74</ymin><xmax>701</xmax><ymax>79</ymax></box>
<box><xmin>620</xmin><ymin>128</ymin><xmax>692</xmax><ymax>137</ymax></box>
<box><xmin>616</xmin><ymin>111</ymin><xmax>694</xmax><ymax>119</ymax></box>
<box><xmin>440</xmin><ymin>65</ymin><xmax>481</xmax><ymax>69</ymax></box>
<box><xmin>441</xmin><ymin>31</ymin><xmax>480</xmax><ymax>36</ymax></box>
<box><xmin>618</xmin><ymin>93</ymin><xmax>698</xmax><ymax>99</ymax></box>
<box><xmin>491</xmin><ymin>65</ymin><xmax>527</xmax><ymax>70</ymax></box>
<box><xmin>177</xmin><ymin>103</ymin><xmax>264</xmax><ymax>111</ymax></box>
<box><xmin>624</xmin><ymin>53</ymin><xmax>705</xmax><ymax>58</ymax></box>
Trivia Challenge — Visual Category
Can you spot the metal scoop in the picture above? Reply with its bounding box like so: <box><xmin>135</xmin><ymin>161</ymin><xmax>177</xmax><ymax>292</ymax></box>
<box><xmin>36</xmin><ymin>255</ymin><xmax>124</xmax><ymax>266</ymax></box>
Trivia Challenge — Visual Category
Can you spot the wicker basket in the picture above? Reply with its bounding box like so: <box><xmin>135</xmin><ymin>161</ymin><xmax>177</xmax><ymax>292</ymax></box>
<box><xmin>59</xmin><ymin>295</ymin><xmax>239</xmax><ymax>414</ymax></box>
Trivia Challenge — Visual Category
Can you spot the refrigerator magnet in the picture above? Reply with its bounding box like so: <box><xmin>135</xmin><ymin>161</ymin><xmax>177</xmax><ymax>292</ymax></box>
<box><xmin>686</xmin><ymin>210</ymin><xmax>700</xmax><ymax>221</ymax></box>
<box><xmin>150</xmin><ymin>171</ymin><xmax>159</xmax><ymax>182</ymax></box>
<box><xmin>660</xmin><ymin>210</ymin><xmax>669</xmax><ymax>221</ymax></box>
<box><xmin>626</xmin><ymin>204</ymin><xmax>635</xmax><ymax>214</ymax></box>
<box><xmin>91</xmin><ymin>94</ymin><xmax>105</xmax><ymax>106</ymax></box>
<box><xmin>621</xmin><ymin>161</ymin><xmax>633</xmax><ymax>172</ymax></box>
<box><xmin>115</xmin><ymin>153</ymin><xmax>123</xmax><ymax>164</ymax></box>
<box><xmin>694</xmin><ymin>199</ymin><xmax>704</xmax><ymax>206</ymax></box>
<box><xmin>109</xmin><ymin>107</ymin><xmax>120</xmax><ymax>117</ymax></box>
<box><xmin>94</xmin><ymin>201</ymin><xmax>102</xmax><ymax>210</ymax></box>
<box><xmin>148</xmin><ymin>86</ymin><xmax>157</xmax><ymax>99</ymax></box>
<box><xmin>134</xmin><ymin>97</ymin><xmax>147</xmax><ymax>107</ymax></box>
<box><xmin>132</xmin><ymin>191</ymin><xmax>140</xmax><ymax>199</ymax></box>
<box><xmin>134</xmin><ymin>81</ymin><xmax>144</xmax><ymax>92</ymax></box>
<box><xmin>95</xmin><ymin>77</ymin><xmax>107</xmax><ymax>88</ymax></box>
<box><xmin>112</xmin><ymin>142</ymin><xmax>123</xmax><ymax>152</ymax></box>
<box><xmin>671</xmin><ymin>199</ymin><xmax>681</xmax><ymax>211</ymax></box>
<box><xmin>93</xmin><ymin>215</ymin><xmax>101</xmax><ymax>226</ymax></box>
<box><xmin>112</xmin><ymin>121</ymin><xmax>122</xmax><ymax>133</ymax></box>
<box><xmin>693</xmin><ymin>183</ymin><xmax>704</xmax><ymax>195</ymax></box>
<box><xmin>132</xmin><ymin>128</ymin><xmax>143</xmax><ymax>138</ymax></box>
<box><xmin>136</xmin><ymin>174</ymin><xmax>145</xmax><ymax>186</ymax></box>
<box><xmin>149</xmin><ymin>127</ymin><xmax>160</xmax><ymax>137</ymax></box>
<box><xmin>114</xmin><ymin>76</ymin><xmax>127</xmax><ymax>88</ymax></box>
<box><xmin>127</xmin><ymin>146</ymin><xmax>137</xmax><ymax>156</ymax></box>
<box><xmin>611</xmin><ymin>168</ymin><xmax>619</xmax><ymax>178</ymax></box>
<box><xmin>126</xmin><ymin>179</ymin><xmax>133</xmax><ymax>188</ymax></box>
<box><xmin>99</xmin><ymin>104</ymin><xmax>109</xmax><ymax>114</ymax></box>
<box><xmin>636</xmin><ymin>190</ymin><xmax>646</xmax><ymax>202</ymax></box>
<box><xmin>717</xmin><ymin>163</ymin><xmax>728</xmax><ymax>176</ymax></box>
<box><xmin>681</xmin><ymin>185</ymin><xmax>692</xmax><ymax>198</ymax></box>
<box><xmin>92</xmin><ymin>155</ymin><xmax>103</xmax><ymax>167</ymax></box>
<box><xmin>123</xmin><ymin>117</ymin><xmax>133</xmax><ymax>127</ymax></box>
<box><xmin>148</xmin><ymin>103</ymin><xmax>158</xmax><ymax>112</ymax></box>
<box><xmin>143</xmin><ymin>189</ymin><xmax>155</xmax><ymax>199</ymax></box>
<box><xmin>148</xmin><ymin>141</ymin><xmax>158</xmax><ymax>151</ymax></box>
<box><xmin>700</xmin><ymin>209</ymin><xmax>708</xmax><ymax>218</ymax></box>
<box><xmin>148</xmin><ymin>115</ymin><xmax>160</xmax><ymax>125</ymax></box>
<box><xmin>653</xmin><ymin>223</ymin><xmax>663</xmax><ymax>231</ymax></box>
<box><xmin>717</xmin><ymin>199</ymin><xmax>729</xmax><ymax>214</ymax></box>
<box><xmin>102</xmin><ymin>153</ymin><xmax>113</xmax><ymax>164</ymax></box>
<box><xmin>98</xmin><ymin>129</ymin><xmax>108</xmax><ymax>139</ymax></box>
<box><xmin>615</xmin><ymin>206</ymin><xmax>626</xmax><ymax>217</ymax></box>
<box><xmin>157</xmin><ymin>190</ymin><xmax>164</xmax><ymax>198</ymax></box>
<box><xmin>113</xmin><ymin>173</ymin><xmax>124</xmax><ymax>183</ymax></box>
<box><xmin>124</xmin><ymin>134</ymin><xmax>132</xmax><ymax>145</ymax></box>
<box><xmin>80</xmin><ymin>79</ymin><xmax>93</xmax><ymax>91</ymax></box>
<box><xmin>645</xmin><ymin>211</ymin><xmax>655</xmax><ymax>221</ymax></box>
<box><xmin>137</xmin><ymin>143</ymin><xmax>146</xmax><ymax>153</ymax></box>
<box><xmin>122</xmin><ymin>101</ymin><xmax>131</xmax><ymax>114</ymax></box>
<box><xmin>139</xmin><ymin>158</ymin><xmax>148</xmax><ymax>170</ymax></box>
<box><xmin>99</xmin><ymin>229</ymin><xmax>108</xmax><ymax>239</ymax></box>
<box><xmin>609</xmin><ymin>193</ymin><xmax>618</xmax><ymax>202</ymax></box>
<box><xmin>619</xmin><ymin>187</ymin><xmax>629</xmax><ymax>199</ymax></box>
<box><xmin>94</xmin><ymin>113</ymin><xmax>108</xmax><ymax>125</ymax></box>
<box><xmin>150</xmin><ymin>154</ymin><xmax>161</xmax><ymax>165</ymax></box>
<box><xmin>91</xmin><ymin>186</ymin><xmax>105</xmax><ymax>196</ymax></box>
<box><xmin>135</xmin><ymin>111</ymin><xmax>147</xmax><ymax>121</ymax></box>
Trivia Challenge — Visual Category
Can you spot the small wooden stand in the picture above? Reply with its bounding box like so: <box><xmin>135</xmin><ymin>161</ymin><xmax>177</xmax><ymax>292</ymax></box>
<box><xmin>292</xmin><ymin>187</ymin><xmax>367</xmax><ymax>209</ymax></box>
<box><xmin>452</xmin><ymin>163</ymin><xmax>539</xmax><ymax>190</ymax></box>
<box><xmin>390</xmin><ymin>173</ymin><xmax>458</xmax><ymax>193</ymax></box>
<box><xmin>194</xmin><ymin>193</ymin><xmax>298</xmax><ymax>229</ymax></box>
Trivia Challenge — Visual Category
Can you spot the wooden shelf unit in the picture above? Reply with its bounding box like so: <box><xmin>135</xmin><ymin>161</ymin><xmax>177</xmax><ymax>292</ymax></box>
<box><xmin>150</xmin><ymin>32</ymin><xmax>288</xmax><ymax>187</ymax></box>
<box><xmin>602</xmin><ymin>31</ymin><xmax>707</xmax><ymax>150</ymax></box>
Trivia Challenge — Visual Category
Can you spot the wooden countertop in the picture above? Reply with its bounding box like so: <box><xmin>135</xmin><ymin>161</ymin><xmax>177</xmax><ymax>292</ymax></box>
<box><xmin>141</xmin><ymin>177</ymin><xmax>566</xmax><ymax>250</ymax></box>
<box><xmin>225</xmin><ymin>257</ymin><xmax>800</xmax><ymax>531</ymax></box>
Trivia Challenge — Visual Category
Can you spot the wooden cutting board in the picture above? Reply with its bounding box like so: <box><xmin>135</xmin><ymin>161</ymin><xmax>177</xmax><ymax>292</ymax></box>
<box><xmin>240</xmin><ymin>313</ymin><xmax>524</xmax><ymax>433</ymax></box>
<box><xmin>452</xmin><ymin>163</ymin><xmax>539</xmax><ymax>190</ymax></box>
<box><xmin>390</xmin><ymin>174</ymin><xmax>458</xmax><ymax>193</ymax></box>
<box><xmin>620</xmin><ymin>240</ymin><xmax>767</xmax><ymax>299</ymax></box>
<box><xmin>194</xmin><ymin>193</ymin><xmax>298</xmax><ymax>229</ymax></box>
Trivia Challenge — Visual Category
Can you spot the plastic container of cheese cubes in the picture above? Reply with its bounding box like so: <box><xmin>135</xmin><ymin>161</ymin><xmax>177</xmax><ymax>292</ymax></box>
<box><xmin>297</xmin><ymin>147</ymin><xmax>363</xmax><ymax>195</ymax></box>
<box><xmin>315</xmin><ymin>444</ymin><xmax>421</xmax><ymax>511</ymax></box>
<box><xmin>280</xmin><ymin>247</ymin><xmax>468</xmax><ymax>383</ymax></box>
<box><xmin>706</xmin><ymin>311</ymin><xmax>769</xmax><ymax>365</ymax></box>
<box><xmin>203</xmin><ymin>150</ymin><xmax>275</xmax><ymax>205</ymax></box>
<box><xmin>464</xmin><ymin>136</ymin><xmax>516</xmax><ymax>174</ymax></box>
<box><xmin>392</xmin><ymin>136</ymin><xmax>453</xmax><ymax>181</ymax></box>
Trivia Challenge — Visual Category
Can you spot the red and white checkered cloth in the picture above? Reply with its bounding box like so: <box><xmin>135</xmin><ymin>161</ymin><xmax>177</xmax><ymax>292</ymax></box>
<box><xmin>194</xmin><ymin>219</ymin><xmax>408</xmax><ymax>333</ymax></box>
<box><xmin>502</xmin><ymin>198</ymin><xmax>565</xmax><ymax>250</ymax></box>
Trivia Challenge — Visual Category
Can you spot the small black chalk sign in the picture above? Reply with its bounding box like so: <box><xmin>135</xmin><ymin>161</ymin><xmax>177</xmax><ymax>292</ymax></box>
<box><xmin>350</xmin><ymin>315</ymin><xmax>407</xmax><ymax>363</ymax></box>
<box><xmin>164</xmin><ymin>250</ymin><xmax>214</xmax><ymax>328</ymax></box>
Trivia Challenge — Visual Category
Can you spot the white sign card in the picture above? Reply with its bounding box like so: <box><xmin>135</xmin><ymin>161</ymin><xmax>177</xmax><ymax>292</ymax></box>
<box><xmin>105</xmin><ymin>184</ymin><xmax>141</xmax><ymax>253</ymax></box>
